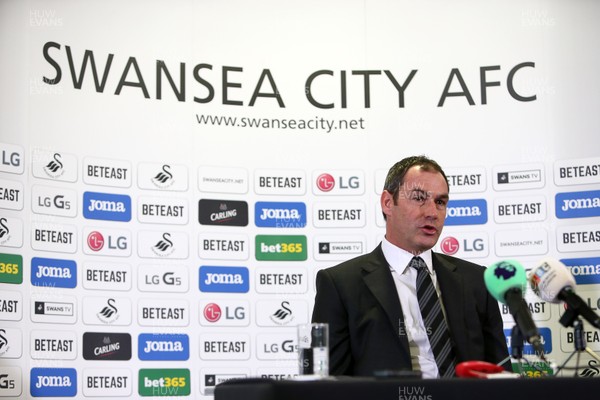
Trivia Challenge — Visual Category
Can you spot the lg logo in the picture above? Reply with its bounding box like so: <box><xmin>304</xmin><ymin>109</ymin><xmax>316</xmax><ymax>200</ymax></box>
<box><xmin>439</xmin><ymin>235</ymin><xmax>486</xmax><ymax>256</ymax></box>
<box><xmin>316</xmin><ymin>174</ymin><xmax>335</xmax><ymax>192</ymax></box>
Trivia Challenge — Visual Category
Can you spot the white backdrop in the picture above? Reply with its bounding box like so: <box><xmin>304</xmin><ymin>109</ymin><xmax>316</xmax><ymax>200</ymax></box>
<box><xmin>1</xmin><ymin>0</ymin><xmax>600</xmax><ymax>398</ymax></box>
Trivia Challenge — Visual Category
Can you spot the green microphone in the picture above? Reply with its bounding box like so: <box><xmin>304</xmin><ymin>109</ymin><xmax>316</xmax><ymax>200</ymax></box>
<box><xmin>484</xmin><ymin>260</ymin><xmax>544</xmax><ymax>355</ymax></box>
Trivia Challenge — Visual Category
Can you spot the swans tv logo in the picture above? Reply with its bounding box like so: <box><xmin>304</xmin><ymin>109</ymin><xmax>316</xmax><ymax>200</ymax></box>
<box><xmin>83</xmin><ymin>332</ymin><xmax>132</xmax><ymax>360</ymax></box>
<box><xmin>0</xmin><ymin>253</ymin><xmax>22</xmax><ymax>284</ymax></box>
<box><xmin>445</xmin><ymin>199</ymin><xmax>488</xmax><ymax>225</ymax></box>
<box><xmin>556</xmin><ymin>190</ymin><xmax>600</xmax><ymax>219</ymax></box>
<box><xmin>30</xmin><ymin>368</ymin><xmax>77</xmax><ymax>397</ymax></box>
<box><xmin>138</xmin><ymin>333</ymin><xmax>189</xmax><ymax>361</ymax></box>
<box><xmin>138</xmin><ymin>369</ymin><xmax>190</xmax><ymax>397</ymax></box>
<box><xmin>199</xmin><ymin>266</ymin><xmax>249</xmax><ymax>293</ymax></box>
<box><xmin>83</xmin><ymin>192</ymin><xmax>131</xmax><ymax>222</ymax></box>
<box><xmin>31</xmin><ymin>257</ymin><xmax>77</xmax><ymax>288</ymax></box>
<box><xmin>199</xmin><ymin>199</ymin><xmax>248</xmax><ymax>226</ymax></box>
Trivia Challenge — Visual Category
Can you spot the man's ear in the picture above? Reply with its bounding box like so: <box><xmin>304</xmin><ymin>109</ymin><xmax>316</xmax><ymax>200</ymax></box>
<box><xmin>380</xmin><ymin>190</ymin><xmax>394</xmax><ymax>217</ymax></box>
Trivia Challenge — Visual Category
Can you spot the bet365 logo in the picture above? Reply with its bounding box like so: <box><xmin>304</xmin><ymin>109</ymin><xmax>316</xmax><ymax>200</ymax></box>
<box><xmin>255</xmin><ymin>235</ymin><xmax>307</xmax><ymax>261</ymax></box>
<box><xmin>138</xmin><ymin>369</ymin><xmax>190</xmax><ymax>397</ymax></box>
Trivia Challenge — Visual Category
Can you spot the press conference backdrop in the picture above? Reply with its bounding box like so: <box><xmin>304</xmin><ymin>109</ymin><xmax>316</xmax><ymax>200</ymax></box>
<box><xmin>1</xmin><ymin>0</ymin><xmax>599</xmax><ymax>397</ymax></box>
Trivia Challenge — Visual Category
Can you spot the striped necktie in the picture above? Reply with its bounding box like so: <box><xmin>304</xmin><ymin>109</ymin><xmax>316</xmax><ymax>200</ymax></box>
<box><xmin>410</xmin><ymin>256</ymin><xmax>457</xmax><ymax>378</ymax></box>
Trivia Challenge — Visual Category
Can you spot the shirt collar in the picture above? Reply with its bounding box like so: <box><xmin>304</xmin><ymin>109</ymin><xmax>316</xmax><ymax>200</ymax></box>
<box><xmin>382</xmin><ymin>236</ymin><xmax>434</xmax><ymax>275</ymax></box>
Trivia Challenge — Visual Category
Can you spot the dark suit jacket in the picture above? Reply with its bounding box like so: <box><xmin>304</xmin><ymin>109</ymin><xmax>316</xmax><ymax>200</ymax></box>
<box><xmin>311</xmin><ymin>243</ymin><xmax>510</xmax><ymax>376</ymax></box>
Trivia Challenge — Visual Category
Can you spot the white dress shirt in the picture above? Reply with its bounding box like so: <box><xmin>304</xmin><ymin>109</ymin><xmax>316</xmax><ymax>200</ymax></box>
<box><xmin>381</xmin><ymin>237</ymin><xmax>445</xmax><ymax>378</ymax></box>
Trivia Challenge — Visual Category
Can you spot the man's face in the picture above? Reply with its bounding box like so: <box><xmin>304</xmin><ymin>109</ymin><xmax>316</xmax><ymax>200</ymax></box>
<box><xmin>380</xmin><ymin>166</ymin><xmax>449</xmax><ymax>254</ymax></box>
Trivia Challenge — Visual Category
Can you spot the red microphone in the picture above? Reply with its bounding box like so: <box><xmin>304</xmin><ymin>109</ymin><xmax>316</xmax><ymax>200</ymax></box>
<box><xmin>455</xmin><ymin>361</ymin><xmax>519</xmax><ymax>379</ymax></box>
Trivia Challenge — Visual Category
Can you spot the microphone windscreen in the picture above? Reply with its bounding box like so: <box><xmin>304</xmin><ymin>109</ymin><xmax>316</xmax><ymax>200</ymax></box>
<box><xmin>484</xmin><ymin>260</ymin><xmax>527</xmax><ymax>304</ymax></box>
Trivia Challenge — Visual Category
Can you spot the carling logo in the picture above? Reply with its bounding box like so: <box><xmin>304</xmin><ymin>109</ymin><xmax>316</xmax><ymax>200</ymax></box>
<box><xmin>30</xmin><ymin>368</ymin><xmax>77</xmax><ymax>397</ymax></box>
<box><xmin>138</xmin><ymin>333</ymin><xmax>189</xmax><ymax>361</ymax></box>
<box><xmin>198</xmin><ymin>199</ymin><xmax>248</xmax><ymax>227</ymax></box>
<box><xmin>561</xmin><ymin>257</ymin><xmax>600</xmax><ymax>285</ymax></box>
<box><xmin>556</xmin><ymin>190</ymin><xmax>600</xmax><ymax>219</ymax></box>
<box><xmin>31</xmin><ymin>257</ymin><xmax>77</xmax><ymax>288</ymax></box>
<box><xmin>82</xmin><ymin>332</ymin><xmax>131</xmax><ymax>361</ymax></box>
<box><xmin>445</xmin><ymin>199</ymin><xmax>488</xmax><ymax>225</ymax></box>
<box><xmin>199</xmin><ymin>266</ymin><xmax>249</xmax><ymax>293</ymax></box>
<box><xmin>83</xmin><ymin>192</ymin><xmax>131</xmax><ymax>222</ymax></box>
<box><xmin>255</xmin><ymin>202</ymin><xmax>306</xmax><ymax>228</ymax></box>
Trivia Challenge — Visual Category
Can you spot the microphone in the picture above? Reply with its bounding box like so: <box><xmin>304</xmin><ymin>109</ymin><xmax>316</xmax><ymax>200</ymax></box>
<box><xmin>529</xmin><ymin>258</ymin><xmax>600</xmax><ymax>330</ymax></box>
<box><xmin>484</xmin><ymin>260</ymin><xmax>545</xmax><ymax>356</ymax></box>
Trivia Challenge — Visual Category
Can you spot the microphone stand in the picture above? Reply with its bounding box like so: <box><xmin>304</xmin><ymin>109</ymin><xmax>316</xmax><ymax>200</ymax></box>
<box><xmin>556</xmin><ymin>307</ymin><xmax>600</xmax><ymax>376</ymax></box>
<box><xmin>510</xmin><ymin>325</ymin><xmax>526</xmax><ymax>377</ymax></box>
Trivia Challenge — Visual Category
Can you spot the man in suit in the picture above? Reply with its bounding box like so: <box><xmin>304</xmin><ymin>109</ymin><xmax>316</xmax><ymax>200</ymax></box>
<box><xmin>312</xmin><ymin>155</ymin><xmax>509</xmax><ymax>377</ymax></box>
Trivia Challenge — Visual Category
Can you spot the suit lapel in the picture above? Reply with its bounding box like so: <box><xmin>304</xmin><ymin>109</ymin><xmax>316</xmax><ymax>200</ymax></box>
<box><xmin>361</xmin><ymin>245</ymin><xmax>411</xmax><ymax>355</ymax></box>
<box><xmin>432</xmin><ymin>253</ymin><xmax>468</xmax><ymax>359</ymax></box>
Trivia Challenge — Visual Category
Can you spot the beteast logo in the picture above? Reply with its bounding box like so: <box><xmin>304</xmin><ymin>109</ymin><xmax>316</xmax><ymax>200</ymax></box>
<box><xmin>30</xmin><ymin>330</ymin><xmax>76</xmax><ymax>360</ymax></box>
<box><xmin>199</xmin><ymin>233</ymin><xmax>249</xmax><ymax>261</ymax></box>
<box><xmin>557</xmin><ymin>224</ymin><xmax>600</xmax><ymax>253</ymax></box>
<box><xmin>31</xmin><ymin>222</ymin><xmax>77</xmax><ymax>254</ymax></box>
<box><xmin>31</xmin><ymin>257</ymin><xmax>77</xmax><ymax>288</ymax></box>
<box><xmin>0</xmin><ymin>178</ymin><xmax>24</xmax><ymax>211</ymax></box>
<box><xmin>445</xmin><ymin>199</ymin><xmax>488</xmax><ymax>226</ymax></box>
<box><xmin>138</xmin><ymin>196</ymin><xmax>188</xmax><ymax>225</ymax></box>
<box><xmin>254</xmin><ymin>169</ymin><xmax>305</xmax><ymax>195</ymax></box>
<box><xmin>556</xmin><ymin>190</ymin><xmax>600</xmax><ymax>219</ymax></box>
<box><xmin>138</xmin><ymin>333</ymin><xmax>189</xmax><ymax>361</ymax></box>
<box><xmin>255</xmin><ymin>202</ymin><xmax>307</xmax><ymax>228</ymax></box>
<box><xmin>554</xmin><ymin>157</ymin><xmax>600</xmax><ymax>186</ymax></box>
<box><xmin>30</xmin><ymin>368</ymin><xmax>77</xmax><ymax>397</ymax></box>
<box><xmin>0</xmin><ymin>253</ymin><xmax>22</xmax><ymax>285</ymax></box>
<box><xmin>199</xmin><ymin>266</ymin><xmax>249</xmax><ymax>293</ymax></box>
<box><xmin>561</xmin><ymin>257</ymin><xmax>600</xmax><ymax>285</ymax></box>
<box><xmin>199</xmin><ymin>333</ymin><xmax>250</xmax><ymax>361</ymax></box>
<box><xmin>83</xmin><ymin>192</ymin><xmax>131</xmax><ymax>222</ymax></box>
<box><xmin>82</xmin><ymin>332</ymin><xmax>131</xmax><ymax>361</ymax></box>
<box><xmin>84</xmin><ymin>262</ymin><xmax>131</xmax><ymax>291</ymax></box>
<box><xmin>138</xmin><ymin>369</ymin><xmax>190</xmax><ymax>397</ymax></box>
<box><xmin>198</xmin><ymin>199</ymin><xmax>249</xmax><ymax>226</ymax></box>
<box><xmin>440</xmin><ymin>237</ymin><xmax>460</xmax><ymax>255</ymax></box>
<box><xmin>82</xmin><ymin>369</ymin><xmax>131</xmax><ymax>397</ymax></box>
<box><xmin>0</xmin><ymin>290</ymin><xmax>22</xmax><ymax>321</ymax></box>
<box><xmin>255</xmin><ymin>235</ymin><xmax>307</xmax><ymax>261</ymax></box>
<box><xmin>83</xmin><ymin>157</ymin><xmax>131</xmax><ymax>188</ymax></box>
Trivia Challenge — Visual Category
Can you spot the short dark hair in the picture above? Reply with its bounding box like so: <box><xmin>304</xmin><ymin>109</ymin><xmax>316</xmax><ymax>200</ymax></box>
<box><xmin>382</xmin><ymin>155</ymin><xmax>449</xmax><ymax>220</ymax></box>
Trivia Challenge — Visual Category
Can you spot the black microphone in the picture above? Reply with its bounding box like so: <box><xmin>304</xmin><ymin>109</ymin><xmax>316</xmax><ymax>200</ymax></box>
<box><xmin>484</xmin><ymin>260</ymin><xmax>545</xmax><ymax>356</ymax></box>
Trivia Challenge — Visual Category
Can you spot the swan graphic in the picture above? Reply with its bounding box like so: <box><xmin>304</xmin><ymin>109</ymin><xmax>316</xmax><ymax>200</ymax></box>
<box><xmin>152</xmin><ymin>165</ymin><xmax>173</xmax><ymax>184</ymax></box>
<box><xmin>270</xmin><ymin>301</ymin><xmax>294</xmax><ymax>325</ymax></box>
<box><xmin>98</xmin><ymin>298</ymin><xmax>118</xmax><ymax>319</ymax></box>
<box><xmin>154</xmin><ymin>233</ymin><xmax>174</xmax><ymax>252</ymax></box>
<box><xmin>0</xmin><ymin>218</ymin><xmax>8</xmax><ymax>239</ymax></box>
<box><xmin>44</xmin><ymin>153</ymin><xmax>63</xmax><ymax>174</ymax></box>
<box><xmin>0</xmin><ymin>329</ymin><xmax>7</xmax><ymax>353</ymax></box>
<box><xmin>580</xmin><ymin>360</ymin><xmax>600</xmax><ymax>377</ymax></box>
